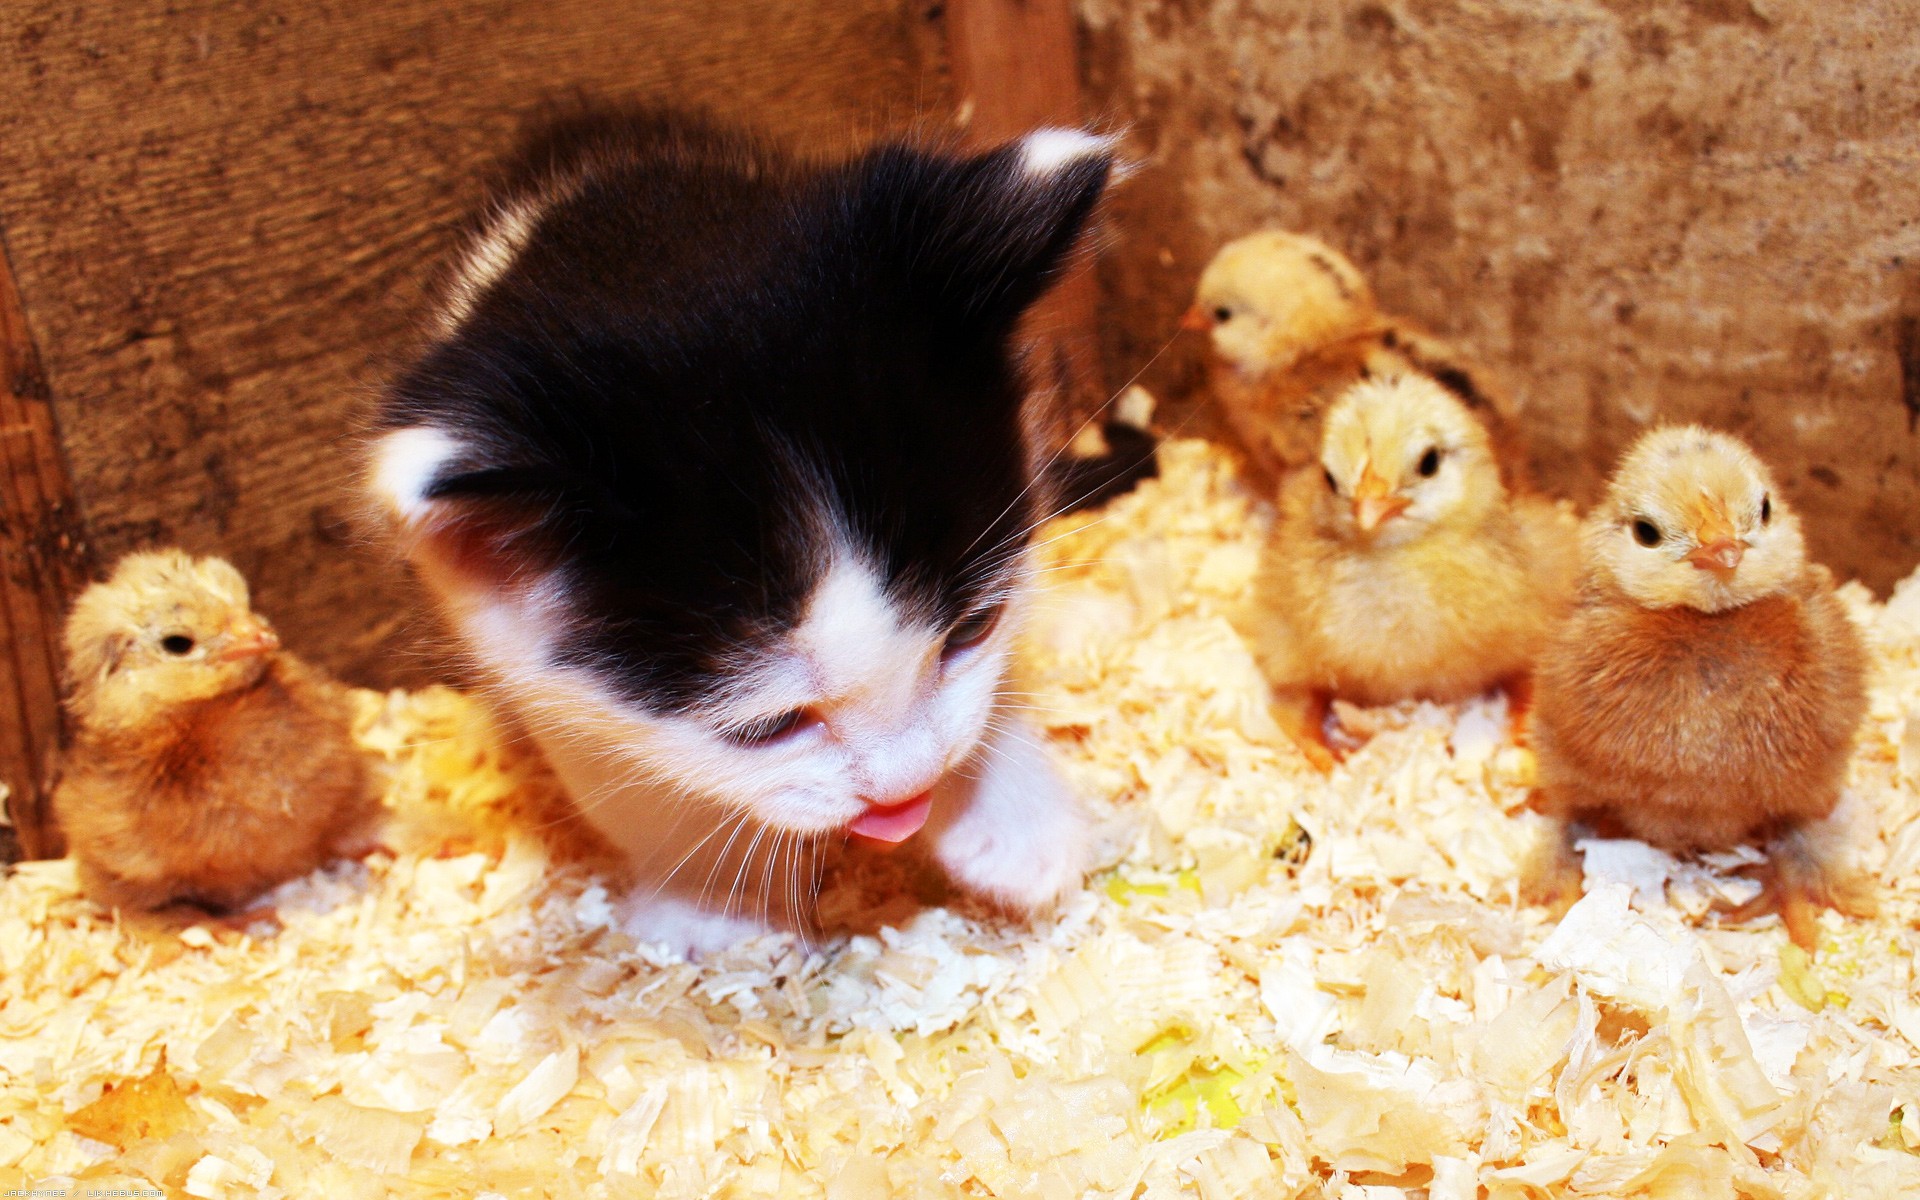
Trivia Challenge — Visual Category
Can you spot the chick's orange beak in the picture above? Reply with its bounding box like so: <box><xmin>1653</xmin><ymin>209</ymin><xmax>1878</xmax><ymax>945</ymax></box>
<box><xmin>1352</xmin><ymin>470</ymin><xmax>1410</xmax><ymax>533</ymax></box>
<box><xmin>1178</xmin><ymin>305</ymin><xmax>1212</xmax><ymax>333</ymax></box>
<box><xmin>1687</xmin><ymin>539</ymin><xmax>1744</xmax><ymax>576</ymax></box>
<box><xmin>1685</xmin><ymin>508</ymin><xmax>1744</xmax><ymax>576</ymax></box>
<box><xmin>218</xmin><ymin>618</ymin><xmax>281</xmax><ymax>661</ymax></box>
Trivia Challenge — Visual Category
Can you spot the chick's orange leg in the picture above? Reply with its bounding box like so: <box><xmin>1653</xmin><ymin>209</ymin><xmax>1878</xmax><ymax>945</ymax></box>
<box><xmin>1499</xmin><ymin>673</ymin><xmax>1536</xmax><ymax>747</ymax></box>
<box><xmin>1722</xmin><ymin>830</ymin><xmax>1877</xmax><ymax>951</ymax></box>
<box><xmin>1519</xmin><ymin>813</ymin><xmax>1584</xmax><ymax>918</ymax></box>
<box><xmin>1273</xmin><ymin>687</ymin><xmax>1339</xmax><ymax>774</ymax></box>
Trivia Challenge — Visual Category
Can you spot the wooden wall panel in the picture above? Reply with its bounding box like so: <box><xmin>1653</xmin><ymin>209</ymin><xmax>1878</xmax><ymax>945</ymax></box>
<box><xmin>0</xmin><ymin>0</ymin><xmax>947</xmax><ymax>819</ymax></box>
<box><xmin>0</xmin><ymin>0</ymin><xmax>944</xmax><ymax>675</ymax></box>
<box><xmin>0</xmin><ymin>234</ymin><xmax>84</xmax><ymax>859</ymax></box>
<box><xmin>949</xmin><ymin>0</ymin><xmax>1104</xmax><ymax>419</ymax></box>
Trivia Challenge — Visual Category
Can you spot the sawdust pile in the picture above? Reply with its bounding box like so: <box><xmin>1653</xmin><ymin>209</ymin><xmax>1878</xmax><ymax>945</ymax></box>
<box><xmin>5</xmin><ymin>438</ymin><xmax>1920</xmax><ymax>1198</ymax></box>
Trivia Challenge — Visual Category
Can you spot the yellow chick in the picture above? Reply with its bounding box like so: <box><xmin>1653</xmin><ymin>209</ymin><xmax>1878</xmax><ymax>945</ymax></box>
<box><xmin>1185</xmin><ymin>230</ymin><xmax>1524</xmax><ymax>488</ymax></box>
<box><xmin>52</xmin><ymin>551</ymin><xmax>378</xmax><ymax>914</ymax></box>
<box><xmin>1246</xmin><ymin>374</ymin><xmax>1578</xmax><ymax>766</ymax></box>
<box><xmin>1527</xmin><ymin>427</ymin><xmax>1872</xmax><ymax>947</ymax></box>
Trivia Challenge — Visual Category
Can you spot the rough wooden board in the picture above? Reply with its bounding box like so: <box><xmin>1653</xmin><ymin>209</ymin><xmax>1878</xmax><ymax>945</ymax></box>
<box><xmin>0</xmin><ymin>0</ymin><xmax>946</xmax><ymax>695</ymax></box>
<box><xmin>1079</xmin><ymin>0</ymin><xmax>1920</xmax><ymax>592</ymax></box>
<box><xmin>949</xmin><ymin>0</ymin><xmax>1107</xmax><ymax>422</ymax></box>
<box><xmin>0</xmin><ymin>229</ymin><xmax>83</xmax><ymax>858</ymax></box>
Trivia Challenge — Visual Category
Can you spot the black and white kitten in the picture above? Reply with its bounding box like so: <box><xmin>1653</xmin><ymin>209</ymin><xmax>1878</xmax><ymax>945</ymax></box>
<box><xmin>367</xmin><ymin>108</ymin><xmax>1116</xmax><ymax>954</ymax></box>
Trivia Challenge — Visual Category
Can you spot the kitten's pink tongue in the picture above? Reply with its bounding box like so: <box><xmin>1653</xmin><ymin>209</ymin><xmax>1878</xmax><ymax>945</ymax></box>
<box><xmin>848</xmin><ymin>791</ymin><xmax>934</xmax><ymax>849</ymax></box>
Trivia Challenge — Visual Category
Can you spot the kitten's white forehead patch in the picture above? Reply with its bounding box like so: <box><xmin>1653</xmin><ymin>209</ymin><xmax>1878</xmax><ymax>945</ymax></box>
<box><xmin>794</xmin><ymin>558</ymin><xmax>937</xmax><ymax>704</ymax></box>
<box><xmin>1018</xmin><ymin>129</ymin><xmax>1115</xmax><ymax>178</ymax></box>
<box><xmin>371</xmin><ymin>426</ymin><xmax>462</xmax><ymax>523</ymax></box>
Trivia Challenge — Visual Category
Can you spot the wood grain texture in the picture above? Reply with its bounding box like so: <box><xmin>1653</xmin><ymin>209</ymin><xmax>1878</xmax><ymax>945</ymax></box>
<box><xmin>0</xmin><ymin>230</ymin><xmax>84</xmax><ymax>859</ymax></box>
<box><xmin>949</xmin><ymin>0</ymin><xmax>1105</xmax><ymax>421</ymax></box>
<box><xmin>0</xmin><ymin>0</ymin><xmax>946</xmax><ymax>721</ymax></box>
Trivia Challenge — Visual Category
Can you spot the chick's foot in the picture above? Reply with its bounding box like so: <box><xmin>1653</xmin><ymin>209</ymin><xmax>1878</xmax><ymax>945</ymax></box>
<box><xmin>1720</xmin><ymin>831</ymin><xmax>1877</xmax><ymax>951</ymax></box>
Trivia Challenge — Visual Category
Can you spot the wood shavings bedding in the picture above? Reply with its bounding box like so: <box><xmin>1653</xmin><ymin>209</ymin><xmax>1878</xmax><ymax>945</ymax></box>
<box><xmin>5</xmin><ymin>437</ymin><xmax>1920</xmax><ymax>1198</ymax></box>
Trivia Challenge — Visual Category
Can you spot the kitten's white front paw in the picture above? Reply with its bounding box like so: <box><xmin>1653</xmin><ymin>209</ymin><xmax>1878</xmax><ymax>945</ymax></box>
<box><xmin>927</xmin><ymin>716</ymin><xmax>1087</xmax><ymax>914</ymax></box>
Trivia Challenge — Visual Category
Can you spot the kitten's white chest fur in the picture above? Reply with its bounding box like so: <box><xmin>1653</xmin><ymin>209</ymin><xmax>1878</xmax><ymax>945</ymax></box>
<box><xmin>530</xmin><ymin>695</ymin><xmax>1080</xmax><ymax>957</ymax></box>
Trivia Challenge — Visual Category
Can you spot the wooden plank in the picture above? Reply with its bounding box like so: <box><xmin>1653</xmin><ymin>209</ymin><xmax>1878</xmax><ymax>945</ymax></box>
<box><xmin>947</xmin><ymin>0</ymin><xmax>1104</xmax><ymax>423</ymax></box>
<box><xmin>0</xmin><ymin>230</ymin><xmax>85</xmax><ymax>860</ymax></box>
<box><xmin>0</xmin><ymin>0</ymin><xmax>945</xmax><ymax>697</ymax></box>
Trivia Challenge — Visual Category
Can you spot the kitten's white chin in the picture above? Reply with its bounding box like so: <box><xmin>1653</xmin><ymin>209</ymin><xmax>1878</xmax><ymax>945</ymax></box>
<box><xmin>610</xmin><ymin>893</ymin><xmax>783</xmax><ymax>960</ymax></box>
<box><xmin>529</xmin><ymin>708</ymin><xmax>1082</xmax><ymax>957</ymax></box>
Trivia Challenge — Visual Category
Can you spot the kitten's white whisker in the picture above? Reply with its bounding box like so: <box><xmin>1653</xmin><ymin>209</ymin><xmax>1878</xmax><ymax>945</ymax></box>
<box><xmin>1002</xmin><ymin>490</ymin><xmax>1140</xmax><ymax>559</ymax></box>
<box><xmin>725</xmin><ymin>823</ymin><xmax>769</xmax><ymax>923</ymax></box>
<box><xmin>755</xmin><ymin>827</ymin><xmax>781</xmax><ymax>929</ymax></box>
<box><xmin>700</xmin><ymin>812</ymin><xmax>759</xmax><ymax>914</ymax></box>
<box><xmin>958</xmin><ymin>331</ymin><xmax>1178</xmax><ymax>564</ymax></box>
<box><xmin>652</xmin><ymin>808</ymin><xmax>747</xmax><ymax>906</ymax></box>
<box><xmin>1000</xmin><ymin>368</ymin><xmax>1221</xmax><ymax>564</ymax></box>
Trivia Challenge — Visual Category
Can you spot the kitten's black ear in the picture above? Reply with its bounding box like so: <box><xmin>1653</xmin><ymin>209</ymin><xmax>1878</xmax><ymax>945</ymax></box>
<box><xmin>857</xmin><ymin>129</ymin><xmax>1116</xmax><ymax>332</ymax></box>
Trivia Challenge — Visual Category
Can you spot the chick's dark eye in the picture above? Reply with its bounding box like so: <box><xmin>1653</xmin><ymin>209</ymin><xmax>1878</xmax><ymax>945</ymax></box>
<box><xmin>1417</xmin><ymin>447</ymin><xmax>1441</xmax><ymax>477</ymax></box>
<box><xmin>1632</xmin><ymin>518</ymin><xmax>1663</xmax><ymax>547</ymax></box>
<box><xmin>1760</xmin><ymin>495</ymin><xmax>1771</xmax><ymax>525</ymax></box>
<box><xmin>1212</xmin><ymin>306</ymin><xmax>1233</xmax><ymax>323</ymax></box>
<box><xmin>160</xmin><ymin>634</ymin><xmax>195</xmax><ymax>656</ymax></box>
<box><xmin>945</xmin><ymin>603</ymin><xmax>1003</xmax><ymax>654</ymax></box>
<box><xmin>724</xmin><ymin>709</ymin><xmax>807</xmax><ymax>746</ymax></box>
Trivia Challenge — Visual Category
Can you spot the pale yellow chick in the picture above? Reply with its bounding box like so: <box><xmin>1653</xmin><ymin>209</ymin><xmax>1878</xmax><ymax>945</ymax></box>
<box><xmin>1246</xmin><ymin>375</ymin><xmax>1578</xmax><ymax>765</ymax></box>
<box><xmin>1186</xmin><ymin>230</ymin><xmax>1524</xmax><ymax>487</ymax></box>
<box><xmin>52</xmin><ymin>551</ymin><xmax>378</xmax><ymax>914</ymax></box>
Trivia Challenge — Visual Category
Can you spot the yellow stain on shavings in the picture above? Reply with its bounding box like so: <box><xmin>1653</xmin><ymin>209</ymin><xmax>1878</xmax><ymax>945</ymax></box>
<box><xmin>1879</xmin><ymin>1103</ymin><xmax>1920</xmax><ymax>1156</ymax></box>
<box><xmin>1778</xmin><ymin>943</ymin><xmax>1827</xmax><ymax>1013</ymax></box>
<box><xmin>1135</xmin><ymin>1025</ymin><xmax>1259</xmax><ymax>1135</ymax></box>
<box><xmin>1101</xmin><ymin>873</ymin><xmax>1169</xmax><ymax>905</ymax></box>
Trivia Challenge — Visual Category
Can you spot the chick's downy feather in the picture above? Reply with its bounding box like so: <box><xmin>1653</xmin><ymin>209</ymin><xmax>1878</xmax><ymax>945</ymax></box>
<box><xmin>52</xmin><ymin>550</ymin><xmax>376</xmax><ymax>912</ymax></box>
<box><xmin>1247</xmin><ymin>375</ymin><xmax>1578</xmax><ymax>712</ymax></box>
<box><xmin>1187</xmin><ymin>230</ymin><xmax>1524</xmax><ymax>487</ymax></box>
<box><xmin>1529</xmin><ymin>427</ymin><xmax>1870</xmax><ymax>945</ymax></box>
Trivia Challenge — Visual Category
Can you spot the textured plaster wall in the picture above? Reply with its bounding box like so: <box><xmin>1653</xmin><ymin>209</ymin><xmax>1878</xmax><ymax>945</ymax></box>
<box><xmin>1079</xmin><ymin>0</ymin><xmax>1920</xmax><ymax>590</ymax></box>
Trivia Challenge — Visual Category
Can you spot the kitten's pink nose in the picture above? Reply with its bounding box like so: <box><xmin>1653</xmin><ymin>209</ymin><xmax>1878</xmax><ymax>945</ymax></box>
<box><xmin>848</xmin><ymin>789</ymin><xmax>935</xmax><ymax>849</ymax></box>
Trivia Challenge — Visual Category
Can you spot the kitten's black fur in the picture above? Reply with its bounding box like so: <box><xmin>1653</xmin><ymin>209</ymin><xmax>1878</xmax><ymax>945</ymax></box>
<box><xmin>379</xmin><ymin>107</ymin><xmax>1116</xmax><ymax>711</ymax></box>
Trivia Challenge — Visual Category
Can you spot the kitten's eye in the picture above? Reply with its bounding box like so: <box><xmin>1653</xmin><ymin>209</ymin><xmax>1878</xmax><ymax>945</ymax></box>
<box><xmin>944</xmin><ymin>603</ymin><xmax>1003</xmax><ymax>655</ymax></box>
<box><xmin>1632</xmin><ymin>518</ymin><xmax>1663</xmax><ymax>547</ymax></box>
<box><xmin>1212</xmin><ymin>306</ymin><xmax>1233</xmax><ymax>324</ymax></box>
<box><xmin>1417</xmin><ymin>447</ymin><xmax>1441</xmax><ymax>477</ymax></box>
<box><xmin>160</xmin><ymin>633</ymin><xmax>196</xmax><ymax>656</ymax></box>
<box><xmin>723</xmin><ymin>709</ymin><xmax>808</xmax><ymax>746</ymax></box>
<box><xmin>1760</xmin><ymin>495</ymin><xmax>1771</xmax><ymax>525</ymax></box>
<box><xmin>1323</xmin><ymin>467</ymin><xmax>1339</xmax><ymax>493</ymax></box>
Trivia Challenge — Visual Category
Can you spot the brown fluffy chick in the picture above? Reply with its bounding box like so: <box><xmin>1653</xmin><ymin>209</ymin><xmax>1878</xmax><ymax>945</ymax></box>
<box><xmin>1185</xmin><ymin>230</ymin><xmax>1525</xmax><ymax>488</ymax></box>
<box><xmin>1527</xmin><ymin>427</ymin><xmax>1871</xmax><ymax>948</ymax></box>
<box><xmin>52</xmin><ymin>550</ymin><xmax>377</xmax><ymax>913</ymax></box>
<box><xmin>1246</xmin><ymin>375</ymin><xmax>1578</xmax><ymax>768</ymax></box>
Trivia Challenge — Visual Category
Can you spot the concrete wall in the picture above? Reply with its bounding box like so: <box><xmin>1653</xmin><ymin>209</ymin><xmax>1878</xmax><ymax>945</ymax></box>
<box><xmin>1081</xmin><ymin>0</ymin><xmax>1920</xmax><ymax>590</ymax></box>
